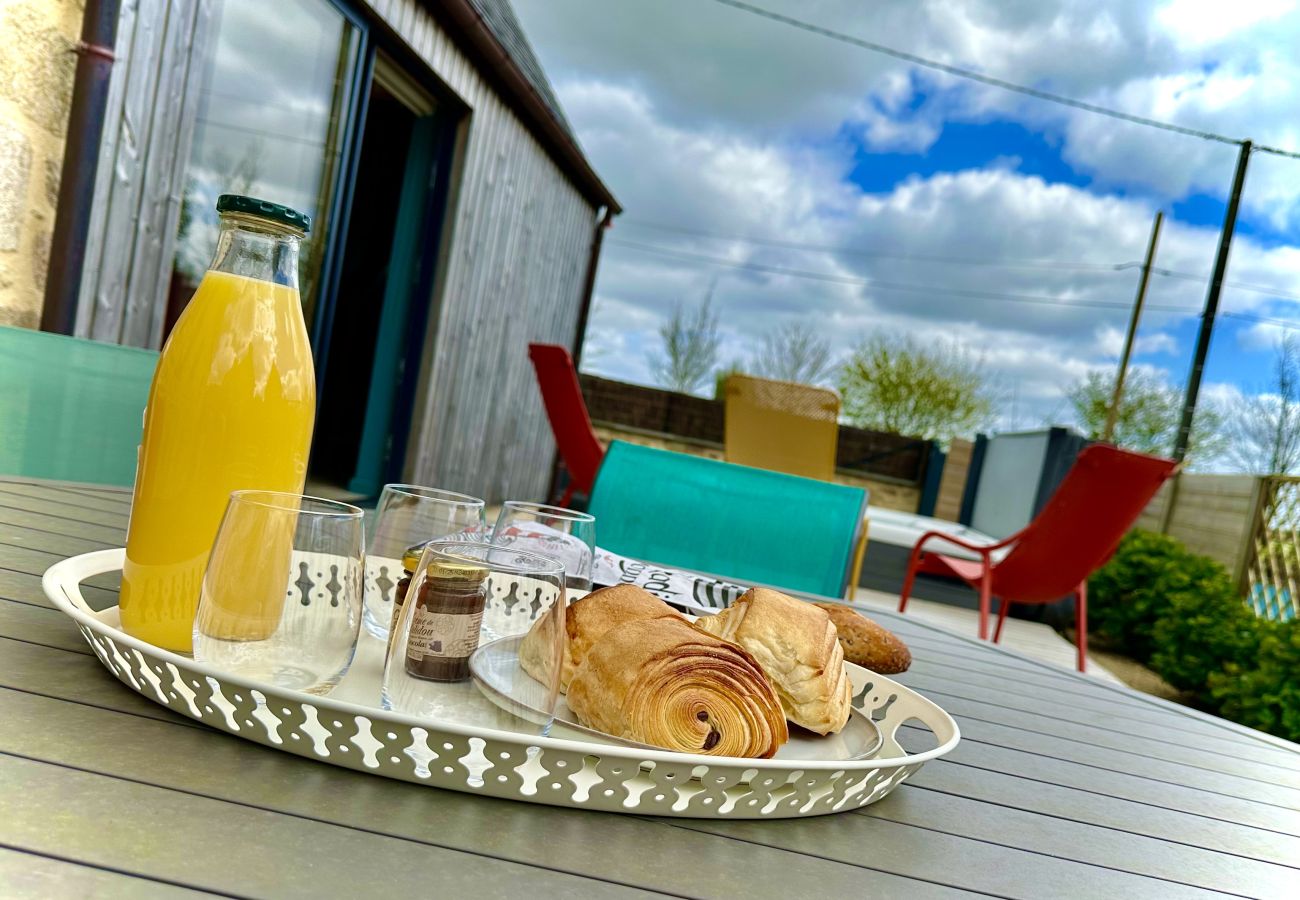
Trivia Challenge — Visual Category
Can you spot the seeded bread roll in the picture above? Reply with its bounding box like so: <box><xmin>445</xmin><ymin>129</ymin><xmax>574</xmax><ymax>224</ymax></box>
<box><xmin>813</xmin><ymin>603</ymin><xmax>912</xmax><ymax>674</ymax></box>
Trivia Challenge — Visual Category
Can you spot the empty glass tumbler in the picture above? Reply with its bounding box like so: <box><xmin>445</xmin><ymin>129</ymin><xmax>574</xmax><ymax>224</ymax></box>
<box><xmin>491</xmin><ymin>501</ymin><xmax>595</xmax><ymax>592</ymax></box>
<box><xmin>193</xmin><ymin>491</ymin><xmax>365</xmax><ymax>695</ymax></box>
<box><xmin>382</xmin><ymin>541</ymin><xmax>566</xmax><ymax>735</ymax></box>
<box><xmin>364</xmin><ymin>485</ymin><xmax>485</xmax><ymax>640</ymax></box>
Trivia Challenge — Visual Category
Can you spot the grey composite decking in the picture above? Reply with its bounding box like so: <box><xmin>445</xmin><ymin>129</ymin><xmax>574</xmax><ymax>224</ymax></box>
<box><xmin>1</xmin><ymin>478</ymin><xmax>1298</xmax><ymax>898</ymax></box>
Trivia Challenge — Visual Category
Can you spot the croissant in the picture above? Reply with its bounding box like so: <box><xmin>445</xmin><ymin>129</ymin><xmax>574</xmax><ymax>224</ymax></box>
<box><xmin>695</xmin><ymin>588</ymin><xmax>852</xmax><ymax>735</ymax></box>
<box><xmin>566</xmin><ymin>617</ymin><xmax>789</xmax><ymax>758</ymax></box>
<box><xmin>521</xmin><ymin>584</ymin><xmax>683</xmax><ymax>693</ymax></box>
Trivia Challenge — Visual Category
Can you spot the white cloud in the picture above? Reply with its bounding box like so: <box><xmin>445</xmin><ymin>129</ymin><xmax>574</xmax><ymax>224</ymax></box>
<box><xmin>511</xmin><ymin>0</ymin><xmax>1300</xmax><ymax>465</ymax></box>
<box><xmin>1096</xmin><ymin>325</ymin><xmax>1179</xmax><ymax>357</ymax></box>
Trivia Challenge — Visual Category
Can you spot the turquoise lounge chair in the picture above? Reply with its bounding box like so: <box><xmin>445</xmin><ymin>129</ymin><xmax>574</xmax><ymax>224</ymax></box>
<box><xmin>0</xmin><ymin>326</ymin><xmax>156</xmax><ymax>486</ymax></box>
<box><xmin>587</xmin><ymin>440</ymin><xmax>868</xmax><ymax>598</ymax></box>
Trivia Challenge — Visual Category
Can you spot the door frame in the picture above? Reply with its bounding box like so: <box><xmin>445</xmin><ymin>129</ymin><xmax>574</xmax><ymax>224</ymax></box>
<box><xmin>344</xmin><ymin>55</ymin><xmax>447</xmax><ymax>496</ymax></box>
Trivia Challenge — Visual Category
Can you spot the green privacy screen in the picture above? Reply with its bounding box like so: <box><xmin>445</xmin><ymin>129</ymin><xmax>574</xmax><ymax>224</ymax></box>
<box><xmin>588</xmin><ymin>440</ymin><xmax>868</xmax><ymax>599</ymax></box>
<box><xmin>0</xmin><ymin>326</ymin><xmax>156</xmax><ymax>487</ymax></box>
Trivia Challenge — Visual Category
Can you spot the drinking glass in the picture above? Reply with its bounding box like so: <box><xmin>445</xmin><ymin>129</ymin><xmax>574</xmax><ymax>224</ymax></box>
<box><xmin>194</xmin><ymin>491</ymin><xmax>365</xmax><ymax>695</ymax></box>
<box><xmin>491</xmin><ymin>501</ymin><xmax>595</xmax><ymax>592</ymax></box>
<box><xmin>382</xmin><ymin>541</ymin><xmax>566</xmax><ymax>736</ymax></box>
<box><xmin>364</xmin><ymin>485</ymin><xmax>486</xmax><ymax>640</ymax></box>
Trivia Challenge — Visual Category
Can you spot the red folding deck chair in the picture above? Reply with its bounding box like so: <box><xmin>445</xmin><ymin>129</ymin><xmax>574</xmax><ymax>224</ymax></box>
<box><xmin>898</xmin><ymin>444</ymin><xmax>1176</xmax><ymax>671</ymax></box>
<box><xmin>528</xmin><ymin>343</ymin><xmax>605</xmax><ymax>507</ymax></box>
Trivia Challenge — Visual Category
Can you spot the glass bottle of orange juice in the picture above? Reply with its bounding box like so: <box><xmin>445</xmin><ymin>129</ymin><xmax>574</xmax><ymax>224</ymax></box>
<box><xmin>120</xmin><ymin>195</ymin><xmax>316</xmax><ymax>652</ymax></box>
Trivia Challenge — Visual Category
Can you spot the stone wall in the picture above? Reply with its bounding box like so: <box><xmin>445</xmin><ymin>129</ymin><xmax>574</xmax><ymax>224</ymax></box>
<box><xmin>0</xmin><ymin>0</ymin><xmax>80</xmax><ymax>329</ymax></box>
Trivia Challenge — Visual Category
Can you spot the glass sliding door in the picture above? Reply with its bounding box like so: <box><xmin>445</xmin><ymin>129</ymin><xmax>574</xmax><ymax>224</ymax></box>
<box><xmin>165</xmin><ymin>0</ymin><xmax>362</xmax><ymax>337</ymax></box>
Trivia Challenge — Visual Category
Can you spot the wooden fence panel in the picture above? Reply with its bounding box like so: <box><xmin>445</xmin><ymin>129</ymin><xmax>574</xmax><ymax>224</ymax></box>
<box><xmin>1134</xmin><ymin>473</ymin><xmax>1262</xmax><ymax>581</ymax></box>
<box><xmin>933</xmin><ymin>438</ymin><xmax>972</xmax><ymax>522</ymax></box>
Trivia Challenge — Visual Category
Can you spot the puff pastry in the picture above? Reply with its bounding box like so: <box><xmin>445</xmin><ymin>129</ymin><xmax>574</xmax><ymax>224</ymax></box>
<box><xmin>520</xmin><ymin>583</ymin><xmax>683</xmax><ymax>692</ymax></box>
<box><xmin>695</xmin><ymin>588</ymin><xmax>852</xmax><ymax>735</ymax></box>
<box><xmin>566</xmin><ymin>616</ymin><xmax>789</xmax><ymax>757</ymax></box>
<box><xmin>814</xmin><ymin>603</ymin><xmax>912</xmax><ymax>674</ymax></box>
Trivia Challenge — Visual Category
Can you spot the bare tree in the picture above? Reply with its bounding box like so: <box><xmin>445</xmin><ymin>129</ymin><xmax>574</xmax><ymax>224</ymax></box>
<box><xmin>837</xmin><ymin>332</ymin><xmax>993</xmax><ymax>441</ymax></box>
<box><xmin>748</xmin><ymin>323</ymin><xmax>837</xmax><ymax>385</ymax></box>
<box><xmin>1226</xmin><ymin>334</ymin><xmax>1300</xmax><ymax>475</ymax></box>
<box><xmin>648</xmin><ymin>292</ymin><xmax>721</xmax><ymax>396</ymax></box>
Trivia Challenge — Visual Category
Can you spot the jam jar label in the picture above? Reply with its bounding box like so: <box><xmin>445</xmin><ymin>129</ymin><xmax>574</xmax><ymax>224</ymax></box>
<box><xmin>406</xmin><ymin>607</ymin><xmax>485</xmax><ymax>661</ymax></box>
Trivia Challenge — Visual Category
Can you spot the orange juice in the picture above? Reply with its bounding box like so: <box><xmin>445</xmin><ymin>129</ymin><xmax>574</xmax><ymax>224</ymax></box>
<box><xmin>121</xmin><ymin>216</ymin><xmax>316</xmax><ymax>652</ymax></box>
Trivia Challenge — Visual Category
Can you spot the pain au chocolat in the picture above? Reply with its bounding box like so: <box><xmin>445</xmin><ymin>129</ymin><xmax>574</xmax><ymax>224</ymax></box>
<box><xmin>566</xmin><ymin>616</ymin><xmax>788</xmax><ymax>758</ymax></box>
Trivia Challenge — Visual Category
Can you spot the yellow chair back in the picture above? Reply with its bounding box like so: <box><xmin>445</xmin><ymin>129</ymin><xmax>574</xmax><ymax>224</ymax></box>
<box><xmin>724</xmin><ymin>374</ymin><xmax>839</xmax><ymax>481</ymax></box>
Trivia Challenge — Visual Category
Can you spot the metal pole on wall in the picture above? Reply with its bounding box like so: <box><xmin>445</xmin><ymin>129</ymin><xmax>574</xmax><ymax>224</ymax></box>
<box><xmin>1173</xmin><ymin>140</ymin><xmax>1252</xmax><ymax>462</ymax></box>
<box><xmin>40</xmin><ymin>0</ymin><xmax>121</xmax><ymax>335</ymax></box>
<box><xmin>1103</xmin><ymin>210</ymin><xmax>1164</xmax><ymax>442</ymax></box>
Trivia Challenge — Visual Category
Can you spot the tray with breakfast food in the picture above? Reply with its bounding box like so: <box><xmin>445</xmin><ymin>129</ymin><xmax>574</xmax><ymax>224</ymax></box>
<box><xmin>44</xmin><ymin>548</ymin><xmax>960</xmax><ymax>819</ymax></box>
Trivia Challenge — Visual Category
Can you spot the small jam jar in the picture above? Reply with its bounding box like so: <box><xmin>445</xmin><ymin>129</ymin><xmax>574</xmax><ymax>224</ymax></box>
<box><xmin>387</xmin><ymin>542</ymin><xmax>428</xmax><ymax>645</ymax></box>
<box><xmin>402</xmin><ymin>556</ymin><xmax>489</xmax><ymax>682</ymax></box>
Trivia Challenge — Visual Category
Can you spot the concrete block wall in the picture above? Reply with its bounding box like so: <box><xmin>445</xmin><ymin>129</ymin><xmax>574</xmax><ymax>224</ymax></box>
<box><xmin>0</xmin><ymin>0</ymin><xmax>80</xmax><ymax>329</ymax></box>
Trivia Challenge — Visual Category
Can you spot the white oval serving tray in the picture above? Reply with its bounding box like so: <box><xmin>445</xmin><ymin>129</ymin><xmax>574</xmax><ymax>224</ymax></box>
<box><xmin>44</xmin><ymin>549</ymin><xmax>960</xmax><ymax>819</ymax></box>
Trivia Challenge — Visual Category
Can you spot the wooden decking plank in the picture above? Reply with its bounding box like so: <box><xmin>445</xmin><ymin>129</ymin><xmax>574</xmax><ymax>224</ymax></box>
<box><xmin>920</xmin><ymin>716</ymin><xmax>1300</xmax><ymax>809</ymax></box>
<box><xmin>0</xmin><ymin>543</ymin><xmax>80</xmax><ymax>578</ymax></box>
<box><xmin>0</xmin><ymin>845</ymin><xmax>218</xmax><ymax>899</ymax></box>
<box><xmin>0</xmin><ymin>637</ymin><xmax>194</xmax><ymax>729</ymax></box>
<box><xmin>898</xmin><ymin>659</ymin><xmax>1211</xmax><ymax>725</ymax></box>
<box><xmin>0</xmin><ymin>600</ymin><xmax>93</xmax><ymax>656</ymax></box>
<box><xmin>0</xmin><ymin>481</ymin><xmax>136</xmax><ymax>515</ymax></box>
<box><xmin>872</xmin><ymin>613</ymin><xmax>1299</xmax><ymax>754</ymax></box>
<box><xmin>0</xmin><ymin>690</ymin><xmax>970</xmax><ymax>900</ymax></box>
<box><xmin>928</xmin><ymin>693</ymin><xmax>1300</xmax><ymax>788</ymax></box>
<box><xmin>0</xmin><ymin>507</ymin><xmax>126</xmax><ymax>544</ymax></box>
<box><xmin>0</xmin><ymin>489</ymin><xmax>130</xmax><ymax>529</ymax></box>
<box><xmin>0</xmin><ymin>528</ymin><xmax>116</xmax><ymax>557</ymax></box>
<box><xmin>861</xmin><ymin>783</ymin><xmax>1297</xmax><ymax>896</ymax></box>
<box><xmin>664</xmin><ymin>814</ymin><xmax>1221</xmax><ymax>900</ymax></box>
<box><xmin>0</xmin><ymin>569</ymin><xmax>119</xmax><ymax>613</ymax></box>
<box><xmin>0</xmin><ymin>754</ymin><xmax>669</xmax><ymax>900</ymax></box>
<box><xmin>916</xmin><ymin>733</ymin><xmax>1300</xmax><ymax>838</ymax></box>
<box><xmin>900</xmin><ymin>670</ymin><xmax>1300</xmax><ymax>767</ymax></box>
<box><xmin>911</xmin><ymin>757</ymin><xmax>1300</xmax><ymax>866</ymax></box>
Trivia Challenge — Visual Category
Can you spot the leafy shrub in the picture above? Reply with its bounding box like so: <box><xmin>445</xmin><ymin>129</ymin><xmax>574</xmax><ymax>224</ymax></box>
<box><xmin>1208</xmin><ymin>621</ymin><xmax>1300</xmax><ymax>743</ymax></box>
<box><xmin>1088</xmin><ymin>530</ymin><xmax>1225</xmax><ymax>661</ymax></box>
<box><xmin>1088</xmin><ymin>529</ymin><xmax>1300</xmax><ymax>743</ymax></box>
<box><xmin>1149</xmin><ymin>587</ymin><xmax>1258</xmax><ymax>698</ymax></box>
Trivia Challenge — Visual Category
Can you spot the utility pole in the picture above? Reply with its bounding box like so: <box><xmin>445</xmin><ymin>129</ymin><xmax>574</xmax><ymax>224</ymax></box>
<box><xmin>1104</xmin><ymin>210</ymin><xmax>1164</xmax><ymax>442</ymax></box>
<box><xmin>1173</xmin><ymin>140</ymin><xmax>1252</xmax><ymax>462</ymax></box>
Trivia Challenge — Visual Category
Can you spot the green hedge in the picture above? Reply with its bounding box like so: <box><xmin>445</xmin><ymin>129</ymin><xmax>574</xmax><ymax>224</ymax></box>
<box><xmin>1088</xmin><ymin>530</ymin><xmax>1299</xmax><ymax>743</ymax></box>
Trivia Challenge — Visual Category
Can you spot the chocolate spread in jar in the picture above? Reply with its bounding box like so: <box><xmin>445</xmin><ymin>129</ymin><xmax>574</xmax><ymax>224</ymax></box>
<box><xmin>403</xmin><ymin>558</ymin><xmax>488</xmax><ymax>682</ymax></box>
<box><xmin>386</xmin><ymin>542</ymin><xmax>427</xmax><ymax>654</ymax></box>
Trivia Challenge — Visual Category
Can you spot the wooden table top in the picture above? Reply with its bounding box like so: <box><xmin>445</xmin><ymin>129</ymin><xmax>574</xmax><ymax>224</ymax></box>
<box><xmin>2</xmin><ymin>477</ymin><xmax>1298</xmax><ymax>898</ymax></box>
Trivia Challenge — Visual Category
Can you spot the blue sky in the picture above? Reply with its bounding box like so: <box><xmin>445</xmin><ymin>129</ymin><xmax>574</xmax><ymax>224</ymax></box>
<box><xmin>513</xmin><ymin>0</ymin><xmax>1300</xmax><ymax>467</ymax></box>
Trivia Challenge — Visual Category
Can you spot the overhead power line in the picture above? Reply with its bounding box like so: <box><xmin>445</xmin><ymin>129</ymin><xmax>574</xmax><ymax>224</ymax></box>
<box><xmin>705</xmin><ymin>0</ymin><xmax>1300</xmax><ymax>161</ymax></box>
<box><xmin>621</xmin><ymin>219</ymin><xmax>1123</xmax><ymax>271</ymax></box>
<box><xmin>606</xmin><ymin>237</ymin><xmax>1201</xmax><ymax>313</ymax></box>
<box><xmin>622</xmin><ymin>219</ymin><xmax>1300</xmax><ymax>305</ymax></box>
<box><xmin>1149</xmin><ymin>268</ymin><xmax>1300</xmax><ymax>305</ymax></box>
<box><xmin>1222</xmin><ymin>311</ymin><xmax>1300</xmax><ymax>332</ymax></box>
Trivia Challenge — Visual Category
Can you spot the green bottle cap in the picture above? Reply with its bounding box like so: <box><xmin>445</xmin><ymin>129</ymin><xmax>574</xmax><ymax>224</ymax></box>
<box><xmin>216</xmin><ymin>194</ymin><xmax>311</xmax><ymax>234</ymax></box>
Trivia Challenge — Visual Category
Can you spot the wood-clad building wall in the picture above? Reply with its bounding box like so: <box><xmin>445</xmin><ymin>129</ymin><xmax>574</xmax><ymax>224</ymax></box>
<box><xmin>362</xmin><ymin>0</ymin><xmax>600</xmax><ymax>503</ymax></box>
<box><xmin>73</xmin><ymin>0</ymin><xmax>607</xmax><ymax>504</ymax></box>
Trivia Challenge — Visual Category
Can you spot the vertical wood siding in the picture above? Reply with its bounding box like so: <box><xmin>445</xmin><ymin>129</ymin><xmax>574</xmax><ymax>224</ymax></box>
<box><xmin>76</xmin><ymin>0</ymin><xmax>211</xmax><ymax>346</ymax></box>
<box><xmin>361</xmin><ymin>0</ymin><xmax>598</xmax><ymax>503</ymax></box>
<box><xmin>80</xmin><ymin>0</ymin><xmax>600</xmax><ymax>503</ymax></box>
